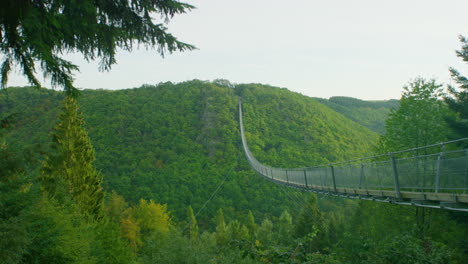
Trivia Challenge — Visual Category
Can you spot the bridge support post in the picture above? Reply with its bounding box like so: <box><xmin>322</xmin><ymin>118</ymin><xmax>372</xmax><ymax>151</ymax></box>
<box><xmin>286</xmin><ymin>170</ymin><xmax>289</xmax><ymax>185</ymax></box>
<box><xmin>304</xmin><ymin>170</ymin><xmax>308</xmax><ymax>188</ymax></box>
<box><xmin>331</xmin><ymin>166</ymin><xmax>337</xmax><ymax>193</ymax></box>
<box><xmin>465</xmin><ymin>150</ymin><xmax>468</xmax><ymax>190</ymax></box>
<box><xmin>359</xmin><ymin>164</ymin><xmax>364</xmax><ymax>189</ymax></box>
<box><xmin>390</xmin><ymin>154</ymin><xmax>402</xmax><ymax>200</ymax></box>
<box><xmin>435</xmin><ymin>151</ymin><xmax>444</xmax><ymax>193</ymax></box>
<box><xmin>270</xmin><ymin>168</ymin><xmax>274</xmax><ymax>180</ymax></box>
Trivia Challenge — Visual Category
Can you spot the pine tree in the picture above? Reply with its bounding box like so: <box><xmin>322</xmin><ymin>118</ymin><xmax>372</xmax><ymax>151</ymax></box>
<box><xmin>0</xmin><ymin>126</ymin><xmax>33</xmax><ymax>264</ymax></box>
<box><xmin>446</xmin><ymin>35</ymin><xmax>468</xmax><ymax>139</ymax></box>
<box><xmin>295</xmin><ymin>194</ymin><xmax>324</xmax><ymax>237</ymax></box>
<box><xmin>186</xmin><ymin>205</ymin><xmax>199</xmax><ymax>240</ymax></box>
<box><xmin>257</xmin><ymin>218</ymin><xmax>274</xmax><ymax>246</ymax></box>
<box><xmin>245</xmin><ymin>210</ymin><xmax>257</xmax><ymax>240</ymax></box>
<box><xmin>215</xmin><ymin>208</ymin><xmax>228</xmax><ymax>247</ymax></box>
<box><xmin>104</xmin><ymin>191</ymin><xmax>129</xmax><ymax>222</ymax></box>
<box><xmin>277</xmin><ymin>210</ymin><xmax>293</xmax><ymax>245</ymax></box>
<box><xmin>41</xmin><ymin>96</ymin><xmax>103</xmax><ymax>221</ymax></box>
<box><xmin>295</xmin><ymin>194</ymin><xmax>328</xmax><ymax>252</ymax></box>
<box><xmin>1</xmin><ymin>0</ymin><xmax>195</xmax><ymax>95</ymax></box>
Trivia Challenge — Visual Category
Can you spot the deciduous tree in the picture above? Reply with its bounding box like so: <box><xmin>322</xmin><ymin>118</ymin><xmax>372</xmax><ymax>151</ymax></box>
<box><xmin>378</xmin><ymin>78</ymin><xmax>453</xmax><ymax>153</ymax></box>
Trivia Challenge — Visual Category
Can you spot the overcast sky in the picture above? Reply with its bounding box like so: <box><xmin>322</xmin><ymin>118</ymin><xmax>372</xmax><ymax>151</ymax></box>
<box><xmin>8</xmin><ymin>0</ymin><xmax>468</xmax><ymax>100</ymax></box>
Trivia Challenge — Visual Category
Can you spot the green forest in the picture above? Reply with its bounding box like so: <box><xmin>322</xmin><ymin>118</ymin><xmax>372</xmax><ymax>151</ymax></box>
<box><xmin>1</xmin><ymin>80</ymin><xmax>467</xmax><ymax>263</ymax></box>
<box><xmin>314</xmin><ymin>96</ymin><xmax>399</xmax><ymax>134</ymax></box>
<box><xmin>2</xmin><ymin>1</ymin><xmax>468</xmax><ymax>263</ymax></box>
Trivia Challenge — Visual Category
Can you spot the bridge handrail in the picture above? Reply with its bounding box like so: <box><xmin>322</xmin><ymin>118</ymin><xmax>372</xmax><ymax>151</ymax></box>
<box><xmin>239</xmin><ymin>98</ymin><xmax>468</xmax><ymax>211</ymax></box>
<box><xmin>240</xmin><ymin>98</ymin><xmax>467</xmax><ymax>170</ymax></box>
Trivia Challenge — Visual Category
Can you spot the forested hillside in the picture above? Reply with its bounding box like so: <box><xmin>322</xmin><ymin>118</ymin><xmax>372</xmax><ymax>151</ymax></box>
<box><xmin>315</xmin><ymin>96</ymin><xmax>399</xmax><ymax>133</ymax></box>
<box><xmin>2</xmin><ymin>81</ymin><xmax>466</xmax><ymax>263</ymax></box>
<box><xmin>1</xmin><ymin>81</ymin><xmax>377</xmax><ymax>222</ymax></box>
<box><xmin>2</xmin><ymin>0</ymin><xmax>467</xmax><ymax>262</ymax></box>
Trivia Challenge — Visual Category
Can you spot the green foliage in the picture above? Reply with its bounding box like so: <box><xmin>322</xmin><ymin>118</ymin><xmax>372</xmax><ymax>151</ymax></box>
<box><xmin>0</xmin><ymin>81</ymin><xmax>378</xmax><ymax>224</ymax></box>
<box><xmin>104</xmin><ymin>191</ymin><xmax>129</xmax><ymax>222</ymax></box>
<box><xmin>3</xmin><ymin>80</ymin><xmax>466</xmax><ymax>263</ymax></box>
<box><xmin>294</xmin><ymin>194</ymin><xmax>330</xmax><ymax>253</ymax></box>
<box><xmin>253</xmin><ymin>232</ymin><xmax>340</xmax><ymax>264</ymax></box>
<box><xmin>257</xmin><ymin>218</ymin><xmax>274</xmax><ymax>246</ymax></box>
<box><xmin>336</xmin><ymin>201</ymin><xmax>468</xmax><ymax>264</ymax></box>
<box><xmin>0</xmin><ymin>0</ymin><xmax>195</xmax><ymax>95</ymax></box>
<box><xmin>378</xmin><ymin>78</ymin><xmax>454</xmax><ymax>153</ymax></box>
<box><xmin>134</xmin><ymin>200</ymin><xmax>171</xmax><ymax>235</ymax></box>
<box><xmin>277</xmin><ymin>210</ymin><xmax>293</xmax><ymax>245</ymax></box>
<box><xmin>91</xmin><ymin>220</ymin><xmax>136</xmax><ymax>264</ymax></box>
<box><xmin>0</xmin><ymin>143</ymin><xmax>33</xmax><ymax>264</ymax></box>
<box><xmin>215</xmin><ymin>208</ymin><xmax>229</xmax><ymax>247</ymax></box>
<box><xmin>315</xmin><ymin>96</ymin><xmax>399</xmax><ymax>134</ymax></box>
<box><xmin>120</xmin><ymin>214</ymin><xmax>142</xmax><ymax>251</ymax></box>
<box><xmin>226</xmin><ymin>219</ymin><xmax>250</xmax><ymax>246</ymax></box>
<box><xmin>0</xmin><ymin>128</ymin><xmax>135</xmax><ymax>264</ymax></box>
<box><xmin>446</xmin><ymin>35</ymin><xmax>468</xmax><ymax>140</ymax></box>
<box><xmin>21</xmin><ymin>199</ymin><xmax>97</xmax><ymax>264</ymax></box>
<box><xmin>245</xmin><ymin>210</ymin><xmax>257</xmax><ymax>240</ymax></box>
<box><xmin>139</xmin><ymin>229</ymin><xmax>216</xmax><ymax>264</ymax></box>
<box><xmin>40</xmin><ymin>97</ymin><xmax>104</xmax><ymax>221</ymax></box>
<box><xmin>239</xmin><ymin>84</ymin><xmax>379</xmax><ymax>168</ymax></box>
<box><xmin>378</xmin><ymin>234</ymin><xmax>453</xmax><ymax>264</ymax></box>
<box><xmin>186</xmin><ymin>205</ymin><xmax>199</xmax><ymax>240</ymax></box>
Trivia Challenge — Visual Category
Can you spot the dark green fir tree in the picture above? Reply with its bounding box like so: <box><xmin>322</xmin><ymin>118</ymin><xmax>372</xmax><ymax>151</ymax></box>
<box><xmin>40</xmin><ymin>96</ymin><xmax>103</xmax><ymax>221</ymax></box>
<box><xmin>186</xmin><ymin>205</ymin><xmax>199</xmax><ymax>240</ymax></box>
<box><xmin>446</xmin><ymin>35</ymin><xmax>468</xmax><ymax>140</ymax></box>
<box><xmin>295</xmin><ymin>194</ymin><xmax>328</xmax><ymax>252</ymax></box>
<box><xmin>0</xmin><ymin>0</ymin><xmax>195</xmax><ymax>96</ymax></box>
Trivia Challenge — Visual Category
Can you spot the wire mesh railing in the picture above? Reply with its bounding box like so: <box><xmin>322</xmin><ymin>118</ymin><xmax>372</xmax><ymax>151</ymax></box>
<box><xmin>239</xmin><ymin>99</ymin><xmax>468</xmax><ymax>210</ymax></box>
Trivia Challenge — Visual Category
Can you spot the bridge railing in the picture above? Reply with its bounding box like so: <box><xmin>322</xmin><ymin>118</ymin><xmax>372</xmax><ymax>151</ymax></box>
<box><xmin>245</xmin><ymin>147</ymin><xmax>468</xmax><ymax>192</ymax></box>
<box><xmin>239</xmin><ymin>99</ymin><xmax>468</xmax><ymax>209</ymax></box>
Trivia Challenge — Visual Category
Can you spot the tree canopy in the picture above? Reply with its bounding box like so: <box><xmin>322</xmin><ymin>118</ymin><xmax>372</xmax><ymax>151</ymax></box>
<box><xmin>0</xmin><ymin>0</ymin><xmax>195</xmax><ymax>96</ymax></box>
<box><xmin>445</xmin><ymin>35</ymin><xmax>468</xmax><ymax>139</ymax></box>
<box><xmin>377</xmin><ymin>78</ymin><xmax>453</xmax><ymax>153</ymax></box>
<box><xmin>1</xmin><ymin>81</ymin><xmax>378</xmax><ymax>221</ymax></box>
<box><xmin>1</xmin><ymin>82</ymin><xmax>467</xmax><ymax>263</ymax></box>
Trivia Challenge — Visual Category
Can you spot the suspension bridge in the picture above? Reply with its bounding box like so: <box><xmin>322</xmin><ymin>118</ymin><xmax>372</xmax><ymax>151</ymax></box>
<box><xmin>239</xmin><ymin>99</ymin><xmax>468</xmax><ymax>212</ymax></box>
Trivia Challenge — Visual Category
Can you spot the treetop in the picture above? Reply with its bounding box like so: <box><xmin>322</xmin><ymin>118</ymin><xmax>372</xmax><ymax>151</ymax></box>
<box><xmin>0</xmin><ymin>0</ymin><xmax>196</xmax><ymax>96</ymax></box>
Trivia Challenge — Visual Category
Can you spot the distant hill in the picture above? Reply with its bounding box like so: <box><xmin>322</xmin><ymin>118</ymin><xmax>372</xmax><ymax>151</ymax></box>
<box><xmin>1</xmin><ymin>81</ymin><xmax>379</xmax><ymax>222</ymax></box>
<box><xmin>314</xmin><ymin>96</ymin><xmax>399</xmax><ymax>134</ymax></box>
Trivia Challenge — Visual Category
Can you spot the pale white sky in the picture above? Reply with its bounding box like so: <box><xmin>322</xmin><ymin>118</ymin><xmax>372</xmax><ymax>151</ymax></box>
<box><xmin>8</xmin><ymin>0</ymin><xmax>468</xmax><ymax>100</ymax></box>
